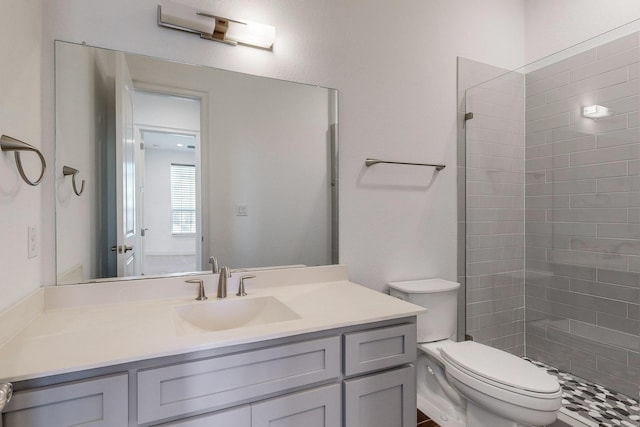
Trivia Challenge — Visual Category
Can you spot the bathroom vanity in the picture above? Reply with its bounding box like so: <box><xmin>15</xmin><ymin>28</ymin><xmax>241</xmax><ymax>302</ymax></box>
<box><xmin>0</xmin><ymin>266</ymin><xmax>422</xmax><ymax>427</ymax></box>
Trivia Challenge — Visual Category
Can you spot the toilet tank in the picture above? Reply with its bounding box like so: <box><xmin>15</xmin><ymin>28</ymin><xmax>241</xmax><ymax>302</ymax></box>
<box><xmin>388</xmin><ymin>279</ymin><xmax>460</xmax><ymax>343</ymax></box>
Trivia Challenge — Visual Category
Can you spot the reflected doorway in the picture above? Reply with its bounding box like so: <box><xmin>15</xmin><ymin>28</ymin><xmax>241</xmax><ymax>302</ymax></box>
<box><xmin>133</xmin><ymin>90</ymin><xmax>202</xmax><ymax>276</ymax></box>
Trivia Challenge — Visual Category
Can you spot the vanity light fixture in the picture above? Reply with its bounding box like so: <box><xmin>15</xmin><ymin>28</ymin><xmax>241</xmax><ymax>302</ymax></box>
<box><xmin>158</xmin><ymin>1</ymin><xmax>275</xmax><ymax>50</ymax></box>
<box><xmin>582</xmin><ymin>105</ymin><xmax>613</xmax><ymax>119</ymax></box>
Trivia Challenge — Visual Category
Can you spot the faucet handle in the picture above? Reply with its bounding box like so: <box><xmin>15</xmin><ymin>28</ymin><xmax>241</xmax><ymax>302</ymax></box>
<box><xmin>236</xmin><ymin>275</ymin><xmax>256</xmax><ymax>296</ymax></box>
<box><xmin>209</xmin><ymin>256</ymin><xmax>219</xmax><ymax>274</ymax></box>
<box><xmin>186</xmin><ymin>279</ymin><xmax>207</xmax><ymax>301</ymax></box>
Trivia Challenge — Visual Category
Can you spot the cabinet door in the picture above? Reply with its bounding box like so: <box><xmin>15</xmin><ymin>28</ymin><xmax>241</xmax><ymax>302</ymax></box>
<box><xmin>1</xmin><ymin>374</ymin><xmax>128</xmax><ymax>427</ymax></box>
<box><xmin>156</xmin><ymin>405</ymin><xmax>250</xmax><ymax>427</ymax></box>
<box><xmin>251</xmin><ymin>384</ymin><xmax>340</xmax><ymax>427</ymax></box>
<box><xmin>344</xmin><ymin>366</ymin><xmax>416</xmax><ymax>427</ymax></box>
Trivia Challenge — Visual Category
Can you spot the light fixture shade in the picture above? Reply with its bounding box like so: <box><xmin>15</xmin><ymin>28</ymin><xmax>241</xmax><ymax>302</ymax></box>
<box><xmin>225</xmin><ymin>20</ymin><xmax>276</xmax><ymax>49</ymax></box>
<box><xmin>158</xmin><ymin>1</ymin><xmax>275</xmax><ymax>49</ymax></box>
<box><xmin>582</xmin><ymin>105</ymin><xmax>613</xmax><ymax>119</ymax></box>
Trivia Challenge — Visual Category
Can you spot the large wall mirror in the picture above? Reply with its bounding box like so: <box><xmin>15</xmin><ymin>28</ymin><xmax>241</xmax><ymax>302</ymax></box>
<box><xmin>55</xmin><ymin>41</ymin><xmax>338</xmax><ymax>285</ymax></box>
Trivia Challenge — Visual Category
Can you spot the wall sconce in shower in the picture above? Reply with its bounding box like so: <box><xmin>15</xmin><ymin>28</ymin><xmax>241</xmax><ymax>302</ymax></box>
<box><xmin>158</xmin><ymin>1</ymin><xmax>275</xmax><ymax>50</ymax></box>
<box><xmin>582</xmin><ymin>105</ymin><xmax>613</xmax><ymax>119</ymax></box>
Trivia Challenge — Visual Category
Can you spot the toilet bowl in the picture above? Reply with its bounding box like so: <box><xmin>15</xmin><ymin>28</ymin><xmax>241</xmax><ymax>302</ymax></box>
<box><xmin>389</xmin><ymin>279</ymin><xmax>562</xmax><ymax>427</ymax></box>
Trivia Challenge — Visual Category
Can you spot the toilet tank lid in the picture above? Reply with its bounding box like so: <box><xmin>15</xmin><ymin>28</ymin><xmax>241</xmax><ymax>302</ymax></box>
<box><xmin>388</xmin><ymin>278</ymin><xmax>460</xmax><ymax>294</ymax></box>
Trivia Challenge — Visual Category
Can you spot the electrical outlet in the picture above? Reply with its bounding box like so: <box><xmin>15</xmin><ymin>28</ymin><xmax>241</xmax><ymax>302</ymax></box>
<box><xmin>28</xmin><ymin>226</ymin><xmax>38</xmax><ymax>259</ymax></box>
<box><xmin>236</xmin><ymin>204</ymin><xmax>248</xmax><ymax>216</ymax></box>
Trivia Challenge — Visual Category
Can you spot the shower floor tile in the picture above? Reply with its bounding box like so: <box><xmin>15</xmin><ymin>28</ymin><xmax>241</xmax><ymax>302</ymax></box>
<box><xmin>525</xmin><ymin>358</ymin><xmax>639</xmax><ymax>427</ymax></box>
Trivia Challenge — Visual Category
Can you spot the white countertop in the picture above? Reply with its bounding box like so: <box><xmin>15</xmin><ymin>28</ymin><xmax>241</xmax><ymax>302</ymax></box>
<box><xmin>0</xmin><ymin>265</ymin><xmax>424</xmax><ymax>382</ymax></box>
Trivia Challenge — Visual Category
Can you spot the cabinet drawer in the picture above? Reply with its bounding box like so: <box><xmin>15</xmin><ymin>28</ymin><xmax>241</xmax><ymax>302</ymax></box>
<box><xmin>156</xmin><ymin>405</ymin><xmax>250</xmax><ymax>427</ymax></box>
<box><xmin>138</xmin><ymin>336</ymin><xmax>340</xmax><ymax>424</ymax></box>
<box><xmin>1</xmin><ymin>373</ymin><xmax>128</xmax><ymax>427</ymax></box>
<box><xmin>344</xmin><ymin>323</ymin><xmax>416</xmax><ymax>376</ymax></box>
<box><xmin>252</xmin><ymin>383</ymin><xmax>340</xmax><ymax>427</ymax></box>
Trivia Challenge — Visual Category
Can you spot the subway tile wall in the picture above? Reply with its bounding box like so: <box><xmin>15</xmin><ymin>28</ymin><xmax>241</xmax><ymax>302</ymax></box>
<box><xmin>464</xmin><ymin>68</ymin><xmax>526</xmax><ymax>356</ymax></box>
<box><xmin>523</xmin><ymin>32</ymin><xmax>640</xmax><ymax>397</ymax></box>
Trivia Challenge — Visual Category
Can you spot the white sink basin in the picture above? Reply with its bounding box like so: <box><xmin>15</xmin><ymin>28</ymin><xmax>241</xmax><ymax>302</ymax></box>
<box><xmin>174</xmin><ymin>296</ymin><xmax>301</xmax><ymax>333</ymax></box>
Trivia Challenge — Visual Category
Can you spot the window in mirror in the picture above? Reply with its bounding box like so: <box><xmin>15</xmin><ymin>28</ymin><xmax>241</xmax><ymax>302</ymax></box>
<box><xmin>170</xmin><ymin>163</ymin><xmax>196</xmax><ymax>235</ymax></box>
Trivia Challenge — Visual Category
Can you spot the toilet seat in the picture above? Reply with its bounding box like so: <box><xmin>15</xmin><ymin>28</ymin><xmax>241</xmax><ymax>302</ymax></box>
<box><xmin>439</xmin><ymin>341</ymin><xmax>560</xmax><ymax>399</ymax></box>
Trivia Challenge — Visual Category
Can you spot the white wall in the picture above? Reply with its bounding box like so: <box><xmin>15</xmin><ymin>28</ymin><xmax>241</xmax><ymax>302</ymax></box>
<box><xmin>55</xmin><ymin>43</ymin><xmax>100</xmax><ymax>284</ymax></box>
<box><xmin>0</xmin><ymin>0</ymin><xmax>42</xmax><ymax>311</ymax></box>
<box><xmin>40</xmin><ymin>0</ymin><xmax>527</xmax><ymax>293</ymax></box>
<box><xmin>525</xmin><ymin>0</ymin><xmax>640</xmax><ymax>63</ymax></box>
<box><xmin>0</xmin><ymin>0</ymin><xmax>630</xmax><ymax>313</ymax></box>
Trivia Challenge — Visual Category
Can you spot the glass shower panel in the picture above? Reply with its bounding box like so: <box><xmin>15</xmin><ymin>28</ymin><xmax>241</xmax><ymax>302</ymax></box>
<box><xmin>523</xmin><ymin>32</ymin><xmax>640</xmax><ymax>398</ymax></box>
<box><xmin>464</xmin><ymin>70</ymin><xmax>526</xmax><ymax>356</ymax></box>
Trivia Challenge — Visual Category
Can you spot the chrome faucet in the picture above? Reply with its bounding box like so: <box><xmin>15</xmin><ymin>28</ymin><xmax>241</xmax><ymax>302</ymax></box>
<box><xmin>217</xmin><ymin>266</ymin><xmax>231</xmax><ymax>298</ymax></box>
<box><xmin>185</xmin><ymin>279</ymin><xmax>207</xmax><ymax>301</ymax></box>
<box><xmin>209</xmin><ymin>256</ymin><xmax>220</xmax><ymax>274</ymax></box>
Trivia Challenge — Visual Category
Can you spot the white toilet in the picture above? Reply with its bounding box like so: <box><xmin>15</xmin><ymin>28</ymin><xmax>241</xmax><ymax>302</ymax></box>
<box><xmin>388</xmin><ymin>279</ymin><xmax>562</xmax><ymax>427</ymax></box>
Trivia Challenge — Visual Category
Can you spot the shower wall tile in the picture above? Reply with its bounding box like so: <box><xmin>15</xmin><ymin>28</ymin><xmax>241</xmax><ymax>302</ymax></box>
<box><xmin>597</xmin><ymin>312</ymin><xmax>639</xmax><ymax>335</ymax></box>
<box><xmin>597</xmin><ymin>33</ymin><xmax>639</xmax><ymax>59</ymax></box>
<box><xmin>570</xmin><ymin>278</ymin><xmax>639</xmax><ymax>302</ymax></box>
<box><xmin>523</xmin><ymin>33</ymin><xmax>640</xmax><ymax>398</ymax></box>
<box><xmin>627</xmin><ymin>303</ymin><xmax>639</xmax><ymax>319</ymax></box>
<box><xmin>547</xmin><ymin>161</ymin><xmax>628</xmax><ymax>181</ymax></box>
<box><xmin>596</xmin><ymin>128</ymin><xmax>640</xmax><ymax>148</ymax></box>
<box><xmin>597</xmin><ymin>268</ymin><xmax>640</xmax><ymax>287</ymax></box>
<box><xmin>546</xmin><ymin>67</ymin><xmax>628</xmax><ymax>103</ymax></box>
<box><xmin>547</xmin><ymin>326</ymin><xmax>629</xmax><ymax>364</ymax></box>
<box><xmin>571</xmin><ymin>320</ymin><xmax>640</xmax><ymax>351</ymax></box>
<box><xmin>570</xmin><ymin>144</ymin><xmax>640</xmax><ymax>166</ymax></box>
<box><xmin>551</xmin><ymin>115</ymin><xmax>628</xmax><ymax>141</ymax></box>
<box><xmin>631</xmin><ymin>62</ymin><xmax>640</xmax><ymax>80</ymax></box>
<box><xmin>597</xmin><ymin>176</ymin><xmax>640</xmax><ymax>193</ymax></box>
<box><xmin>464</xmin><ymin>65</ymin><xmax>526</xmax><ymax>354</ymax></box>
<box><xmin>570</xmin><ymin>47</ymin><xmax>639</xmax><ymax>82</ymax></box>
<box><xmin>598</xmin><ymin>79</ymin><xmax>640</xmax><ymax>104</ymax></box>
<box><xmin>526</xmin><ymin>49</ymin><xmax>597</xmax><ymax>83</ymax></box>
<box><xmin>547</xmin><ymin>208</ymin><xmax>628</xmax><ymax>223</ymax></box>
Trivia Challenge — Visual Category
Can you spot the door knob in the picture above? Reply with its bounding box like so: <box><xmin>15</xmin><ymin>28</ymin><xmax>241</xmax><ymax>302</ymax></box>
<box><xmin>111</xmin><ymin>245</ymin><xmax>122</xmax><ymax>253</ymax></box>
<box><xmin>123</xmin><ymin>245</ymin><xmax>133</xmax><ymax>253</ymax></box>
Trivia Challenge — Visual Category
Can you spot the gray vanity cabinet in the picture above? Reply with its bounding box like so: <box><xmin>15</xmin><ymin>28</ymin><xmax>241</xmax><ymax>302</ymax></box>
<box><xmin>0</xmin><ymin>373</ymin><xmax>128</xmax><ymax>427</ymax></box>
<box><xmin>2</xmin><ymin>318</ymin><xmax>417</xmax><ymax>427</ymax></box>
<box><xmin>343</xmin><ymin>324</ymin><xmax>417</xmax><ymax>427</ymax></box>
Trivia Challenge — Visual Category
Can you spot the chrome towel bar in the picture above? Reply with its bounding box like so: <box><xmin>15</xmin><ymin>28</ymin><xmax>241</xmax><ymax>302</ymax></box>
<box><xmin>63</xmin><ymin>165</ymin><xmax>85</xmax><ymax>196</ymax></box>
<box><xmin>1</xmin><ymin>134</ymin><xmax>47</xmax><ymax>186</ymax></box>
<box><xmin>365</xmin><ymin>158</ymin><xmax>446</xmax><ymax>171</ymax></box>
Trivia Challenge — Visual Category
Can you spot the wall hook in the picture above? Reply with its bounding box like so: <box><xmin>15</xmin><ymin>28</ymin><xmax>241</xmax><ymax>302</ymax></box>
<box><xmin>63</xmin><ymin>165</ymin><xmax>85</xmax><ymax>196</ymax></box>
<box><xmin>0</xmin><ymin>134</ymin><xmax>47</xmax><ymax>186</ymax></box>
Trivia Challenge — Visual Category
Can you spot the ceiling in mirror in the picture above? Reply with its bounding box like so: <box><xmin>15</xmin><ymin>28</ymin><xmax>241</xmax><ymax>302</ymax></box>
<box><xmin>55</xmin><ymin>41</ymin><xmax>338</xmax><ymax>285</ymax></box>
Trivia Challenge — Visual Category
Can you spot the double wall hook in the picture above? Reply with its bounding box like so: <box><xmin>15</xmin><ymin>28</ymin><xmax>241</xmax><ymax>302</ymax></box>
<box><xmin>0</xmin><ymin>134</ymin><xmax>47</xmax><ymax>186</ymax></box>
<box><xmin>63</xmin><ymin>166</ymin><xmax>85</xmax><ymax>196</ymax></box>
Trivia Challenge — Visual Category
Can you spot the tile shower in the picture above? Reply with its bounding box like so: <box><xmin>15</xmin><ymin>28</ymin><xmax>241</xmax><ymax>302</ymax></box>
<box><xmin>461</xmin><ymin>31</ymin><xmax>640</xmax><ymax>400</ymax></box>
